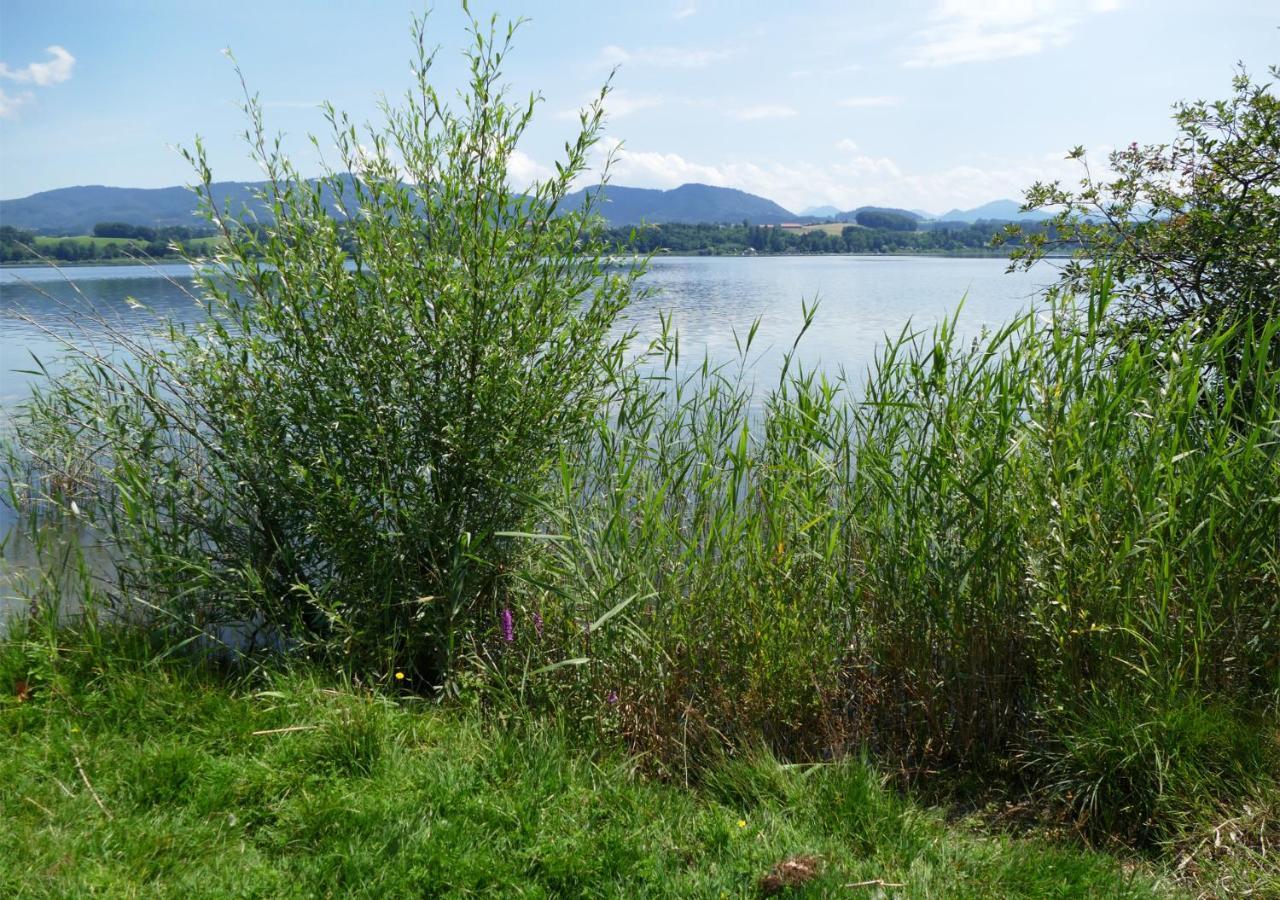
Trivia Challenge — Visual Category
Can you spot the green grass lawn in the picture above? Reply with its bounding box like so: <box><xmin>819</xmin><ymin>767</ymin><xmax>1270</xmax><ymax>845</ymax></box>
<box><xmin>0</xmin><ymin>654</ymin><xmax>1172</xmax><ymax>898</ymax></box>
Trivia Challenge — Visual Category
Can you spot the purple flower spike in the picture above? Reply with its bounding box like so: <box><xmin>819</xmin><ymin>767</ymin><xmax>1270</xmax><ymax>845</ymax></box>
<box><xmin>532</xmin><ymin>610</ymin><xmax>544</xmax><ymax>638</ymax></box>
<box><xmin>606</xmin><ymin>690</ymin><xmax>619</xmax><ymax>705</ymax></box>
<box><xmin>501</xmin><ymin>607</ymin><xmax>515</xmax><ymax>643</ymax></box>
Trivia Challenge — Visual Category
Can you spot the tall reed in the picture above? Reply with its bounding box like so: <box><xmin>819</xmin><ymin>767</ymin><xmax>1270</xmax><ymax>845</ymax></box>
<box><xmin>510</xmin><ymin>282</ymin><xmax>1279</xmax><ymax>837</ymax></box>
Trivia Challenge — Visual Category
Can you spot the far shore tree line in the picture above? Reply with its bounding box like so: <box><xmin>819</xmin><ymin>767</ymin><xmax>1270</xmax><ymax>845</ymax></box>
<box><xmin>607</xmin><ymin>218</ymin><xmax>1067</xmax><ymax>256</ymax></box>
<box><xmin>0</xmin><ymin>223</ymin><xmax>216</xmax><ymax>263</ymax></box>
<box><xmin>2</xmin><ymin>213</ymin><xmax>1064</xmax><ymax>265</ymax></box>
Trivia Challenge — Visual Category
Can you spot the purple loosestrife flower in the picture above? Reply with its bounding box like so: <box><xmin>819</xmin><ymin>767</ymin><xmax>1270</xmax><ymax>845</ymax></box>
<box><xmin>501</xmin><ymin>607</ymin><xmax>515</xmax><ymax>643</ymax></box>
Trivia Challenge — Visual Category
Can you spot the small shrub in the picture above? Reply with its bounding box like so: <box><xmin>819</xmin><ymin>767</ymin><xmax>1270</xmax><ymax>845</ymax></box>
<box><xmin>1028</xmin><ymin>694</ymin><xmax>1277</xmax><ymax>843</ymax></box>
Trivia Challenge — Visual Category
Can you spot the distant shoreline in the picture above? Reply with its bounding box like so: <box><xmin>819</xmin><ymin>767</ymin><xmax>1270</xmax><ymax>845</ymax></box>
<box><xmin>2</xmin><ymin>249</ymin><xmax>1034</xmax><ymax>270</ymax></box>
<box><xmin>0</xmin><ymin>256</ymin><xmax>202</xmax><ymax>269</ymax></box>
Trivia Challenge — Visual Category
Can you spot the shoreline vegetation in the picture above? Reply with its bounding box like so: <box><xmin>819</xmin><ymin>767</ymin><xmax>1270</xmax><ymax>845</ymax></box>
<box><xmin>2</xmin><ymin>11</ymin><xmax>1276</xmax><ymax>897</ymax></box>
<box><xmin>1</xmin><ymin>222</ymin><xmax>1050</xmax><ymax>267</ymax></box>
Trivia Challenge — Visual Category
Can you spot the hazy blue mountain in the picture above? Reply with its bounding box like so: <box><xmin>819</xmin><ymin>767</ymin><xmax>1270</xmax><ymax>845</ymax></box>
<box><xmin>799</xmin><ymin>204</ymin><xmax>841</xmax><ymax>218</ymax></box>
<box><xmin>0</xmin><ymin>178</ymin><xmax>366</xmax><ymax>235</ymax></box>
<box><xmin>938</xmin><ymin>199</ymin><xmax>1050</xmax><ymax>223</ymax></box>
<box><xmin>2</xmin><ymin>183</ymin><xmax>247</xmax><ymax>234</ymax></box>
<box><xmin>562</xmin><ymin>183</ymin><xmax>796</xmax><ymax>226</ymax></box>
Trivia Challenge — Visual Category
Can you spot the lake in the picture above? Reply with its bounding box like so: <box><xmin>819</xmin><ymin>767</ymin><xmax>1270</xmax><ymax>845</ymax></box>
<box><xmin>1</xmin><ymin>255</ymin><xmax>1053</xmax><ymax>405</ymax></box>
<box><xmin>0</xmin><ymin>255</ymin><xmax>1055</xmax><ymax>624</ymax></box>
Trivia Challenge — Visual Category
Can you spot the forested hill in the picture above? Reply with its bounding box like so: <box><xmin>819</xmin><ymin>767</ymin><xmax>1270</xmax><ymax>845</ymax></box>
<box><xmin>0</xmin><ymin>183</ymin><xmax>258</xmax><ymax>234</ymax></box>
<box><xmin>560</xmin><ymin>183</ymin><xmax>796</xmax><ymax>226</ymax></box>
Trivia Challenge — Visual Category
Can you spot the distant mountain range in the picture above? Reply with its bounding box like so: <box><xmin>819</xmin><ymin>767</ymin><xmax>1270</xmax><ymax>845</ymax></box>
<box><xmin>0</xmin><ymin>179</ymin><xmax>1046</xmax><ymax>233</ymax></box>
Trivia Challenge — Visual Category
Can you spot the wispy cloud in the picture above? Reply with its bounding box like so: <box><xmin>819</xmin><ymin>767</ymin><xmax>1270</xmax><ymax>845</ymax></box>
<box><xmin>835</xmin><ymin>138</ymin><xmax>860</xmax><ymax>153</ymax></box>
<box><xmin>0</xmin><ymin>88</ymin><xmax>33</xmax><ymax>118</ymax></box>
<box><xmin>905</xmin><ymin>0</ymin><xmax>1124</xmax><ymax>68</ymax></box>
<box><xmin>837</xmin><ymin>96</ymin><xmax>899</xmax><ymax>108</ymax></box>
<box><xmin>728</xmin><ymin>104</ymin><xmax>798</xmax><ymax>121</ymax></box>
<box><xmin>673</xmin><ymin>3</ymin><xmax>697</xmax><ymax>20</ymax></box>
<box><xmin>557</xmin><ymin>89</ymin><xmax>664</xmax><ymax>121</ymax></box>
<box><xmin>790</xmin><ymin>62</ymin><xmax>864</xmax><ymax>80</ymax></box>
<box><xmin>599</xmin><ymin>43</ymin><xmax>732</xmax><ymax>69</ymax></box>
<box><xmin>0</xmin><ymin>45</ymin><xmax>76</xmax><ymax>86</ymax></box>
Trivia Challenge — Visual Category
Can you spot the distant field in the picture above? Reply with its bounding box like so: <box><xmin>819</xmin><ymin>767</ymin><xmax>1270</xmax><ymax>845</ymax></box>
<box><xmin>782</xmin><ymin>222</ymin><xmax>851</xmax><ymax>236</ymax></box>
<box><xmin>33</xmin><ymin>235</ymin><xmax>141</xmax><ymax>249</ymax></box>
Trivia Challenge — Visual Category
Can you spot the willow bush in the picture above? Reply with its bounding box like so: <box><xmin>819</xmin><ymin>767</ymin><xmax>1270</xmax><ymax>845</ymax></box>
<box><xmin>6</xmin><ymin>11</ymin><xmax>641</xmax><ymax>685</ymax></box>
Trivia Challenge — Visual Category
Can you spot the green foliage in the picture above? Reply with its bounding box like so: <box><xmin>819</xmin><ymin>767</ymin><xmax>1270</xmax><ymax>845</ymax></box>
<box><xmin>0</xmin><ymin>640</ymin><xmax>1168</xmax><ymax>898</ymax></box>
<box><xmin>1003</xmin><ymin>65</ymin><xmax>1280</xmax><ymax>351</ymax></box>
<box><xmin>5</xmin><ymin>11</ymin><xmax>641</xmax><ymax>684</ymax></box>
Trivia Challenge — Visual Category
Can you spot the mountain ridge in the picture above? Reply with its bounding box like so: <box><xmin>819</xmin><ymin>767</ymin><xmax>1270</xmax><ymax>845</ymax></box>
<box><xmin>1</xmin><ymin>179</ymin><xmax>1040</xmax><ymax>233</ymax></box>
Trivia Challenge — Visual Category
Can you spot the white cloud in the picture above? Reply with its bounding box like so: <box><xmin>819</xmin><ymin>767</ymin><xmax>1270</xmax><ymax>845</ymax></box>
<box><xmin>556</xmin><ymin>89</ymin><xmax>664</xmax><ymax>122</ymax></box>
<box><xmin>596</xmin><ymin>139</ymin><xmax>727</xmax><ymax>188</ymax></box>
<box><xmin>905</xmin><ymin>0</ymin><xmax>1124</xmax><ymax>68</ymax></box>
<box><xmin>835</xmin><ymin>138</ymin><xmax>860</xmax><ymax>153</ymax></box>
<box><xmin>0</xmin><ymin>88</ymin><xmax>33</xmax><ymax>118</ymax></box>
<box><xmin>837</xmin><ymin>96</ymin><xmax>900</xmax><ymax>108</ymax></box>
<box><xmin>0</xmin><ymin>45</ymin><xmax>76</xmax><ymax>85</ymax></box>
<box><xmin>608</xmin><ymin>92</ymin><xmax>664</xmax><ymax>118</ymax></box>
<box><xmin>728</xmin><ymin>104</ymin><xmax>798</xmax><ymax>121</ymax></box>
<box><xmin>507</xmin><ymin>150</ymin><xmax>554</xmax><ymax>190</ymax></box>
<box><xmin>599</xmin><ymin>43</ymin><xmax>732</xmax><ymax>69</ymax></box>
<box><xmin>673</xmin><ymin>3</ymin><xmax>697</xmax><ymax>20</ymax></box>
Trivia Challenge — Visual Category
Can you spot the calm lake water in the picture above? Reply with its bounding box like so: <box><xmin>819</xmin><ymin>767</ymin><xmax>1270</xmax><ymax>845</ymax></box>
<box><xmin>0</xmin><ymin>255</ymin><xmax>1055</xmax><ymax>624</ymax></box>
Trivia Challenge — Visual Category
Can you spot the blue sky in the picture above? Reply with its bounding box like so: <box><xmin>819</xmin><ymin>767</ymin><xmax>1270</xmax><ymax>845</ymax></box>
<box><xmin>1</xmin><ymin>1</ymin><xmax>1277</xmax><ymax>213</ymax></box>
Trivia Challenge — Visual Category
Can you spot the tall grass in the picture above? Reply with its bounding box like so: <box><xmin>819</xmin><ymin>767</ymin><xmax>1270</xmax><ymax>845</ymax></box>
<box><xmin>511</xmin><ymin>283</ymin><xmax>1279</xmax><ymax>839</ymax></box>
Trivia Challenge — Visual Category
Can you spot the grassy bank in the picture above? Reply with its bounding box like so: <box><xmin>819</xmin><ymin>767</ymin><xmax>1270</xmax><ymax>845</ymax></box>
<box><xmin>0</xmin><ymin>630</ymin><xmax>1170</xmax><ymax>898</ymax></box>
